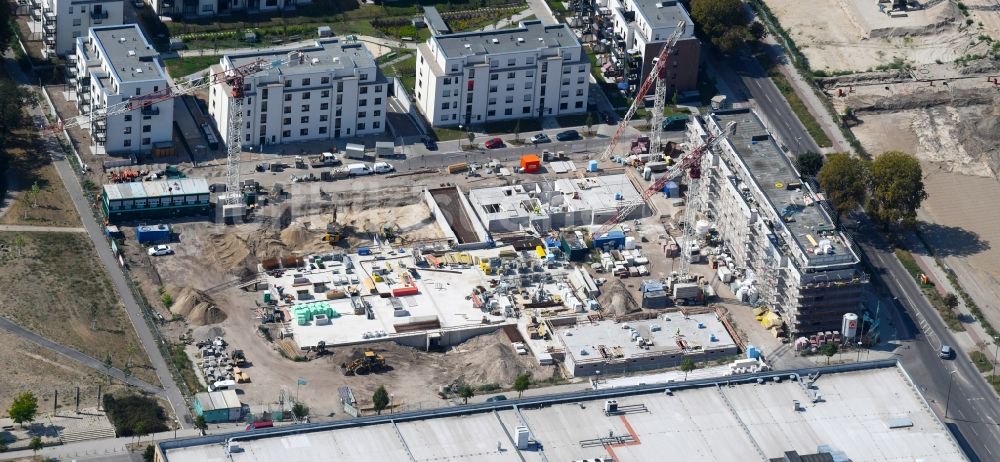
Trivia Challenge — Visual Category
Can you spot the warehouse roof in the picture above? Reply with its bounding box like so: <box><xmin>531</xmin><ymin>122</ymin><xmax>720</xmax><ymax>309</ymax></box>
<box><xmin>195</xmin><ymin>390</ymin><xmax>241</xmax><ymax>411</ymax></box>
<box><xmin>158</xmin><ymin>362</ymin><xmax>966</xmax><ymax>462</ymax></box>
<box><xmin>433</xmin><ymin>20</ymin><xmax>580</xmax><ymax>58</ymax></box>
<box><xmin>557</xmin><ymin>313</ymin><xmax>736</xmax><ymax>361</ymax></box>
<box><xmin>103</xmin><ymin>178</ymin><xmax>210</xmax><ymax>201</ymax></box>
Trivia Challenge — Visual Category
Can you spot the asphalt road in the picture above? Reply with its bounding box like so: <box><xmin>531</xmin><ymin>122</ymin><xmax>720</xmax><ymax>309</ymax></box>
<box><xmin>0</xmin><ymin>316</ymin><xmax>164</xmax><ymax>395</ymax></box>
<box><xmin>707</xmin><ymin>46</ymin><xmax>820</xmax><ymax>156</ymax></box>
<box><xmin>1</xmin><ymin>51</ymin><xmax>194</xmax><ymax>429</ymax></box>
<box><xmin>853</xmin><ymin>216</ymin><xmax>1000</xmax><ymax>461</ymax></box>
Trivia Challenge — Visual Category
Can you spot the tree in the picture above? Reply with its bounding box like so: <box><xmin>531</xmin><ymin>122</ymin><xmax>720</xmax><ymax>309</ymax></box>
<box><xmin>818</xmin><ymin>153</ymin><xmax>869</xmax><ymax>224</ymax></box>
<box><xmin>372</xmin><ymin>385</ymin><xmax>390</xmax><ymax>415</ymax></box>
<box><xmin>193</xmin><ymin>415</ymin><xmax>207</xmax><ymax>434</ymax></box>
<box><xmin>821</xmin><ymin>342</ymin><xmax>838</xmax><ymax>365</ymax></box>
<box><xmin>29</xmin><ymin>436</ymin><xmax>42</xmax><ymax>453</ymax></box>
<box><xmin>457</xmin><ymin>385</ymin><xmax>474</xmax><ymax>404</ymax></box>
<box><xmin>143</xmin><ymin>445</ymin><xmax>155</xmax><ymax>462</ymax></box>
<box><xmin>796</xmin><ymin>152</ymin><xmax>824</xmax><ymax>178</ymax></box>
<box><xmin>292</xmin><ymin>402</ymin><xmax>309</xmax><ymax>420</ymax></box>
<box><xmin>466</xmin><ymin>131</ymin><xmax>475</xmax><ymax>149</ymax></box>
<box><xmin>513</xmin><ymin>120</ymin><xmax>521</xmax><ymax>142</ymax></box>
<box><xmin>0</xmin><ymin>2</ymin><xmax>13</xmax><ymax>54</ymax></box>
<box><xmin>690</xmin><ymin>0</ymin><xmax>755</xmax><ymax>53</ymax></box>
<box><xmin>513</xmin><ymin>373</ymin><xmax>531</xmax><ymax>398</ymax></box>
<box><xmin>679</xmin><ymin>358</ymin><xmax>696</xmax><ymax>380</ymax></box>
<box><xmin>868</xmin><ymin>151</ymin><xmax>927</xmax><ymax>229</ymax></box>
<box><xmin>132</xmin><ymin>421</ymin><xmax>146</xmax><ymax>444</ymax></box>
<box><xmin>0</xmin><ymin>79</ymin><xmax>29</xmax><ymax>139</ymax></box>
<box><xmin>13</xmin><ymin>235</ymin><xmax>24</xmax><ymax>257</ymax></box>
<box><xmin>943</xmin><ymin>293</ymin><xmax>959</xmax><ymax>309</ymax></box>
<box><xmin>585</xmin><ymin>112</ymin><xmax>594</xmax><ymax>136</ymax></box>
<box><xmin>104</xmin><ymin>352</ymin><xmax>114</xmax><ymax>384</ymax></box>
<box><xmin>9</xmin><ymin>391</ymin><xmax>38</xmax><ymax>427</ymax></box>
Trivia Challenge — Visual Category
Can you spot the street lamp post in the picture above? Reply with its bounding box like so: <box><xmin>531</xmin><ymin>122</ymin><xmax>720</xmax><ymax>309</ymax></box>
<box><xmin>993</xmin><ymin>336</ymin><xmax>999</xmax><ymax>381</ymax></box>
<box><xmin>944</xmin><ymin>370</ymin><xmax>958</xmax><ymax>419</ymax></box>
<box><xmin>856</xmin><ymin>342</ymin><xmax>862</xmax><ymax>362</ymax></box>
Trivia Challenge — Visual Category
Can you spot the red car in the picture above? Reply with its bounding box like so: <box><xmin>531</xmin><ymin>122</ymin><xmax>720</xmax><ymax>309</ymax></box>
<box><xmin>484</xmin><ymin>137</ymin><xmax>504</xmax><ymax>149</ymax></box>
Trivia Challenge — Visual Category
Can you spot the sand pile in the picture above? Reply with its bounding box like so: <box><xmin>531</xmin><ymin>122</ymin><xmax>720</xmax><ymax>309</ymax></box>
<box><xmin>279</xmin><ymin>223</ymin><xmax>314</xmax><ymax>249</ymax></box>
<box><xmin>210</xmin><ymin>229</ymin><xmax>288</xmax><ymax>273</ymax></box>
<box><xmin>447</xmin><ymin>331</ymin><xmax>539</xmax><ymax>386</ymax></box>
<box><xmin>168</xmin><ymin>286</ymin><xmax>227</xmax><ymax>326</ymax></box>
<box><xmin>598</xmin><ymin>279</ymin><xmax>640</xmax><ymax>317</ymax></box>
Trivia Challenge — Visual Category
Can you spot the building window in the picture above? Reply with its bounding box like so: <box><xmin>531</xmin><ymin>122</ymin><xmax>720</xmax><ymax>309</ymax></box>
<box><xmin>260</xmin><ymin>114</ymin><xmax>266</xmax><ymax>123</ymax></box>
<box><xmin>142</xmin><ymin>125</ymin><xmax>151</xmax><ymax>133</ymax></box>
<box><xmin>300</xmin><ymin>128</ymin><xmax>308</xmax><ymax>136</ymax></box>
<box><xmin>507</xmin><ymin>72</ymin><xmax>514</xmax><ymax>79</ymax></box>
<box><xmin>321</xmin><ymin>77</ymin><xmax>330</xmax><ymax>85</ymax></box>
<box><xmin>337</xmin><ymin>82</ymin><xmax>343</xmax><ymax>92</ymax></box>
<box><xmin>507</xmin><ymin>58</ymin><xmax>515</xmax><ymax>66</ymax></box>
<box><xmin>505</xmin><ymin>96</ymin><xmax>513</xmax><ymax>103</ymax></box>
<box><xmin>284</xmin><ymin>107</ymin><xmax>291</xmax><ymax>114</ymax></box>
<box><xmin>284</xmin><ymin>94</ymin><xmax>292</xmax><ymax>101</ymax></box>
<box><xmin>578</xmin><ymin>77</ymin><xmax>585</xmax><ymax>84</ymax></box>
<box><xmin>575</xmin><ymin>101</ymin><xmax>583</xmax><ymax>108</ymax></box>
<box><xmin>360</xmin><ymin>86</ymin><xmax>368</xmax><ymax>94</ymax></box>
<box><xmin>523</xmin><ymin>106</ymin><xmax>531</xmax><ymax>114</ymax></box>
<box><xmin>504</xmin><ymin>108</ymin><xmax>512</xmax><ymax>115</ymax></box>
<box><xmin>303</xmin><ymin>92</ymin><xmax>311</xmax><ymax>100</ymax></box>
<box><xmin>487</xmin><ymin>109</ymin><xmax>495</xmax><ymax>116</ymax></box>
<box><xmin>73</xmin><ymin>19</ymin><xmax>81</xmax><ymax>26</ymax></box>
<box><xmin>375</xmin><ymin>85</ymin><xmax>382</xmax><ymax>93</ymax></box>
<box><xmin>576</xmin><ymin>89</ymin><xmax>584</xmax><ymax>96</ymax></box>
<box><xmin>262</xmin><ymin>89</ymin><xmax>269</xmax><ymax>99</ymax></box>
<box><xmin>142</xmin><ymin>137</ymin><xmax>151</xmax><ymax>145</ymax></box>
<box><xmin>506</xmin><ymin>84</ymin><xmax>514</xmax><ymax>91</ymax></box>
<box><xmin>301</xmin><ymin>104</ymin><xmax>310</xmax><ymax>112</ymax></box>
<box><xmin>359</xmin><ymin>112</ymin><xmax>367</xmax><ymax>118</ymax></box>
<box><xmin>124</xmin><ymin>139</ymin><xmax>131</xmax><ymax>147</ymax></box>
<box><xmin>374</xmin><ymin>98</ymin><xmax>381</xmax><ymax>105</ymax></box>
<box><xmin>319</xmin><ymin>126</ymin><xmax>328</xmax><ymax>134</ymax></box>
<box><xmin>283</xmin><ymin>118</ymin><xmax>291</xmax><ymax>125</ymax></box>
<box><xmin>124</xmin><ymin>115</ymin><xmax>132</xmax><ymax>122</ymax></box>
<box><xmin>124</xmin><ymin>127</ymin><xmax>132</xmax><ymax>134</ymax></box>
<box><xmin>321</xmin><ymin>90</ymin><xmax>329</xmax><ymax>98</ymax></box>
<box><xmin>282</xmin><ymin>130</ymin><xmax>291</xmax><ymax>137</ymax></box>
<box><xmin>357</xmin><ymin>123</ymin><xmax>365</xmax><ymax>130</ymax></box>
<box><xmin>284</xmin><ymin>80</ymin><xmax>291</xmax><ymax>88</ymax></box>
<box><xmin>301</xmin><ymin>116</ymin><xmax>309</xmax><ymax>124</ymax></box>
<box><xmin>560</xmin><ymin>102</ymin><xmax>568</xmax><ymax>110</ymax></box>
<box><xmin>489</xmin><ymin>86</ymin><xmax>497</xmax><ymax>93</ymax></box>
<box><xmin>320</xmin><ymin>114</ymin><xmax>328</xmax><ymax>122</ymax></box>
<box><xmin>373</xmin><ymin>121</ymin><xmax>380</xmax><ymax>129</ymax></box>
<box><xmin>261</xmin><ymin>102</ymin><xmax>268</xmax><ymax>112</ymax></box>
<box><xmin>302</xmin><ymin>78</ymin><xmax>311</xmax><ymax>86</ymax></box>
<box><xmin>490</xmin><ymin>74</ymin><xmax>498</xmax><ymax>81</ymax></box>
<box><xmin>374</xmin><ymin>110</ymin><xmax>381</xmax><ymax>117</ymax></box>
<box><xmin>523</xmin><ymin>94</ymin><xmax>531</xmax><ymax>101</ymax></box>
<box><xmin>360</xmin><ymin>99</ymin><xmax>367</xmax><ymax>106</ymax></box>
<box><xmin>488</xmin><ymin>98</ymin><xmax>496</xmax><ymax>105</ymax></box>
<box><xmin>320</xmin><ymin>103</ymin><xmax>329</xmax><ymax>111</ymax></box>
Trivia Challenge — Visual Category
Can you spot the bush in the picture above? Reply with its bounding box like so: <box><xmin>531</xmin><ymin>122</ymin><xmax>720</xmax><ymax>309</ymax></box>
<box><xmin>102</xmin><ymin>394</ymin><xmax>168</xmax><ymax>437</ymax></box>
<box><xmin>971</xmin><ymin>351</ymin><xmax>994</xmax><ymax>373</ymax></box>
<box><xmin>476</xmin><ymin>383</ymin><xmax>502</xmax><ymax>393</ymax></box>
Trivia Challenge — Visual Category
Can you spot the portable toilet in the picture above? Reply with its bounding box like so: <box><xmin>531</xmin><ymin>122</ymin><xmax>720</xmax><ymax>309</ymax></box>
<box><xmin>588</xmin><ymin>160</ymin><xmax>599</xmax><ymax>172</ymax></box>
<box><xmin>663</xmin><ymin>181</ymin><xmax>680</xmax><ymax>198</ymax></box>
<box><xmin>520</xmin><ymin>154</ymin><xmax>541</xmax><ymax>173</ymax></box>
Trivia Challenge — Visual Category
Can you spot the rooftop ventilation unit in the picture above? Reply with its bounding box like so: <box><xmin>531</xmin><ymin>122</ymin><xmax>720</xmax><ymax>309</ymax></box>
<box><xmin>127</xmin><ymin>50</ymin><xmax>135</xmax><ymax>57</ymax></box>
<box><xmin>517</xmin><ymin>37</ymin><xmax>525</xmax><ymax>43</ymax></box>
<box><xmin>491</xmin><ymin>38</ymin><xmax>499</xmax><ymax>44</ymax></box>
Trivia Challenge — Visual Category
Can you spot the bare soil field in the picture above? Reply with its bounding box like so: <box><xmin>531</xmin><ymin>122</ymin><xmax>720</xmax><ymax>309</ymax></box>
<box><xmin>763</xmin><ymin>0</ymin><xmax>980</xmax><ymax>72</ymax></box>
<box><xmin>0</xmin><ymin>329</ymin><xmax>122</xmax><ymax>417</ymax></box>
<box><xmin>0</xmin><ymin>129</ymin><xmax>80</xmax><ymax>227</ymax></box>
<box><xmin>0</xmin><ymin>232</ymin><xmax>158</xmax><ymax>386</ymax></box>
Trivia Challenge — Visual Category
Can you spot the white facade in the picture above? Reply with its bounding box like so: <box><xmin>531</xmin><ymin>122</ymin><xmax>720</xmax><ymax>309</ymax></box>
<box><xmin>415</xmin><ymin>20</ymin><xmax>590</xmax><ymax>127</ymax></box>
<box><xmin>608</xmin><ymin>0</ymin><xmax>693</xmax><ymax>52</ymax></box>
<box><xmin>152</xmin><ymin>0</ymin><xmax>311</xmax><ymax>17</ymax></box>
<box><xmin>30</xmin><ymin>0</ymin><xmax>123</xmax><ymax>57</ymax></box>
<box><xmin>74</xmin><ymin>25</ymin><xmax>173</xmax><ymax>156</ymax></box>
<box><xmin>208</xmin><ymin>39</ymin><xmax>387</xmax><ymax>150</ymax></box>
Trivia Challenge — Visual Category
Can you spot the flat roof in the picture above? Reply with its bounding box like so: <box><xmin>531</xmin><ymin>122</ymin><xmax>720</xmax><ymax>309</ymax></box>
<box><xmin>159</xmin><ymin>362</ymin><xmax>967</xmax><ymax>462</ymax></box>
<box><xmin>432</xmin><ymin>20</ymin><xmax>580</xmax><ymax>58</ymax></box>
<box><xmin>90</xmin><ymin>24</ymin><xmax>165</xmax><ymax>84</ymax></box>
<box><xmin>103</xmin><ymin>178</ymin><xmax>210</xmax><ymax>201</ymax></box>
<box><xmin>224</xmin><ymin>38</ymin><xmax>377</xmax><ymax>78</ymax></box>
<box><xmin>709</xmin><ymin>110</ymin><xmax>858</xmax><ymax>268</ymax></box>
<box><xmin>195</xmin><ymin>390</ymin><xmax>241</xmax><ymax>411</ymax></box>
<box><xmin>468</xmin><ymin>174</ymin><xmax>643</xmax><ymax>222</ymax></box>
<box><xmin>630</xmin><ymin>0</ymin><xmax>691</xmax><ymax>30</ymax></box>
<box><xmin>423</xmin><ymin>6</ymin><xmax>451</xmax><ymax>35</ymax></box>
<box><xmin>557</xmin><ymin>313</ymin><xmax>736</xmax><ymax>360</ymax></box>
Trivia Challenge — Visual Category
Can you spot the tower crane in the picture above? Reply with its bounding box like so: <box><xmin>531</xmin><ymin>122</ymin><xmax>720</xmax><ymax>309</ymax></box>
<box><xmin>599</xmin><ymin>21</ymin><xmax>686</xmax><ymax>161</ymax></box>
<box><xmin>593</xmin><ymin>120</ymin><xmax>737</xmax><ymax>247</ymax></box>
<box><xmin>54</xmin><ymin>51</ymin><xmax>309</xmax><ymax>220</ymax></box>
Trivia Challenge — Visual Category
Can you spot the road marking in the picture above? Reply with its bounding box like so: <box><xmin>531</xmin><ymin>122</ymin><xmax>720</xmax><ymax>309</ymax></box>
<box><xmin>971</xmin><ymin>425</ymin><xmax>980</xmax><ymax>436</ymax></box>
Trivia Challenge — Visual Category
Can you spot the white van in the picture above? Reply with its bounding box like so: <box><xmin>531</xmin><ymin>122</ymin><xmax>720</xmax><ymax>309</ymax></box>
<box><xmin>373</xmin><ymin>162</ymin><xmax>394</xmax><ymax>174</ymax></box>
<box><xmin>346</xmin><ymin>163</ymin><xmax>371</xmax><ymax>176</ymax></box>
<box><xmin>210</xmin><ymin>379</ymin><xmax>237</xmax><ymax>391</ymax></box>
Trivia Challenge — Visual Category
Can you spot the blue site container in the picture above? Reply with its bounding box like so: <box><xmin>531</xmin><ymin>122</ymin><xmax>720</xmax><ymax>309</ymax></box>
<box><xmin>588</xmin><ymin>160</ymin><xmax>599</xmax><ymax>172</ymax></box>
<box><xmin>136</xmin><ymin>224</ymin><xmax>171</xmax><ymax>244</ymax></box>
<box><xmin>593</xmin><ymin>230</ymin><xmax>626</xmax><ymax>250</ymax></box>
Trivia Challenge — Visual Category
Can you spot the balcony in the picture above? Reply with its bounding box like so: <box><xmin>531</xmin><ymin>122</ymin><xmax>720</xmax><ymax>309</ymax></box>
<box><xmin>94</xmin><ymin>120</ymin><xmax>106</xmax><ymax>133</ymax></box>
<box><xmin>141</xmin><ymin>105</ymin><xmax>160</xmax><ymax>116</ymax></box>
<box><xmin>90</xmin><ymin>9</ymin><xmax>109</xmax><ymax>20</ymax></box>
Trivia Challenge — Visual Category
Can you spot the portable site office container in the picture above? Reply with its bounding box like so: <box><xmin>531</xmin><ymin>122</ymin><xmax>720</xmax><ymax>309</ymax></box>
<box><xmin>102</xmin><ymin>178</ymin><xmax>211</xmax><ymax>223</ymax></box>
<box><xmin>194</xmin><ymin>390</ymin><xmax>242</xmax><ymax>423</ymax></box>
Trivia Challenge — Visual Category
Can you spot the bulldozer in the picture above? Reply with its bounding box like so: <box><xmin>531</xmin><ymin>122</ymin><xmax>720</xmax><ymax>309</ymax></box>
<box><xmin>341</xmin><ymin>351</ymin><xmax>386</xmax><ymax>375</ymax></box>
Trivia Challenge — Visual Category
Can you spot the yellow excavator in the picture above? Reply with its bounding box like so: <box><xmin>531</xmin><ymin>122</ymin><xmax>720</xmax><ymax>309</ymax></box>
<box><xmin>323</xmin><ymin>206</ymin><xmax>344</xmax><ymax>244</ymax></box>
<box><xmin>341</xmin><ymin>351</ymin><xmax>386</xmax><ymax>375</ymax></box>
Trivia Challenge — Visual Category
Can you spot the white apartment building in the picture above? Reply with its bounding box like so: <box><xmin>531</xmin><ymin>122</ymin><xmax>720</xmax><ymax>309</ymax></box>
<box><xmin>607</xmin><ymin>0</ymin><xmax>699</xmax><ymax>92</ymax></box>
<box><xmin>208</xmin><ymin>38</ymin><xmax>387</xmax><ymax>150</ymax></box>
<box><xmin>74</xmin><ymin>24</ymin><xmax>174</xmax><ymax>156</ymax></box>
<box><xmin>151</xmin><ymin>0</ymin><xmax>310</xmax><ymax>18</ymax></box>
<box><xmin>30</xmin><ymin>0</ymin><xmax>123</xmax><ymax>57</ymax></box>
<box><xmin>415</xmin><ymin>20</ymin><xmax>590</xmax><ymax>127</ymax></box>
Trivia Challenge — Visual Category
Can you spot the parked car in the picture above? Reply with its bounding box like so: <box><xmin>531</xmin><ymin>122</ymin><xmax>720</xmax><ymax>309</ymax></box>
<box><xmin>147</xmin><ymin>245</ymin><xmax>173</xmax><ymax>256</ymax></box>
<box><xmin>373</xmin><ymin>162</ymin><xmax>395</xmax><ymax>174</ymax></box>
<box><xmin>485</xmin><ymin>395</ymin><xmax>508</xmax><ymax>402</ymax></box>
<box><xmin>556</xmin><ymin>130</ymin><xmax>580</xmax><ymax>141</ymax></box>
<box><xmin>423</xmin><ymin>138</ymin><xmax>438</xmax><ymax>151</ymax></box>
<box><xmin>484</xmin><ymin>137</ymin><xmax>505</xmax><ymax>149</ymax></box>
<box><xmin>529</xmin><ymin>133</ymin><xmax>551</xmax><ymax>144</ymax></box>
<box><xmin>345</xmin><ymin>163</ymin><xmax>372</xmax><ymax>176</ymax></box>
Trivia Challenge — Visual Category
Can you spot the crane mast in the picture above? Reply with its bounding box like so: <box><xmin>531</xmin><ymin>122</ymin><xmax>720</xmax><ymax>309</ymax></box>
<box><xmin>593</xmin><ymin>121</ymin><xmax>737</xmax><ymax>241</ymax></box>
<box><xmin>599</xmin><ymin>21</ymin><xmax>686</xmax><ymax>161</ymax></box>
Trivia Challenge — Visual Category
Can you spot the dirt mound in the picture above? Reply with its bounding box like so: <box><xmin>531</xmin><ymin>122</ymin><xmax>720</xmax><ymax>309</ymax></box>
<box><xmin>280</xmin><ymin>223</ymin><xmax>314</xmax><ymax>249</ymax></box>
<box><xmin>446</xmin><ymin>331</ymin><xmax>539</xmax><ymax>386</ymax></box>
<box><xmin>209</xmin><ymin>229</ymin><xmax>288</xmax><ymax>274</ymax></box>
<box><xmin>598</xmin><ymin>279</ymin><xmax>640</xmax><ymax>317</ymax></box>
<box><xmin>816</xmin><ymin>70</ymin><xmax>910</xmax><ymax>88</ymax></box>
<box><xmin>848</xmin><ymin>87</ymin><xmax>993</xmax><ymax>114</ymax></box>
<box><xmin>957</xmin><ymin>103</ymin><xmax>1000</xmax><ymax>175</ymax></box>
<box><xmin>168</xmin><ymin>286</ymin><xmax>227</xmax><ymax>326</ymax></box>
<box><xmin>867</xmin><ymin>2</ymin><xmax>959</xmax><ymax>38</ymax></box>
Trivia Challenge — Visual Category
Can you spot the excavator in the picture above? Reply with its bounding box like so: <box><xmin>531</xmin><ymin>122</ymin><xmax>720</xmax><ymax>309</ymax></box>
<box><xmin>323</xmin><ymin>206</ymin><xmax>345</xmax><ymax>244</ymax></box>
<box><xmin>341</xmin><ymin>351</ymin><xmax>386</xmax><ymax>375</ymax></box>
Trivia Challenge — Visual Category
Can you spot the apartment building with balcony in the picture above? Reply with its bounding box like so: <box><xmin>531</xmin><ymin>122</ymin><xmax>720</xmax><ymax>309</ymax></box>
<box><xmin>30</xmin><ymin>0</ymin><xmax>123</xmax><ymax>57</ymax></box>
<box><xmin>208</xmin><ymin>38</ymin><xmax>386</xmax><ymax>150</ymax></box>
<box><xmin>74</xmin><ymin>24</ymin><xmax>173</xmax><ymax>156</ymax></box>
<box><xmin>150</xmin><ymin>0</ymin><xmax>309</xmax><ymax>18</ymax></box>
<box><xmin>604</xmin><ymin>0</ymin><xmax>699</xmax><ymax>94</ymax></box>
<box><xmin>688</xmin><ymin>108</ymin><xmax>870</xmax><ymax>336</ymax></box>
<box><xmin>414</xmin><ymin>20</ymin><xmax>590</xmax><ymax>128</ymax></box>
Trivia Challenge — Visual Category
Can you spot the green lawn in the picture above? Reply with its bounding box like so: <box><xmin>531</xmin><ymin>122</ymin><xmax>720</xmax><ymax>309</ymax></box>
<box><xmin>162</xmin><ymin>55</ymin><xmax>222</xmax><ymax>79</ymax></box>
<box><xmin>382</xmin><ymin>54</ymin><xmax>417</xmax><ymax>96</ymax></box>
<box><xmin>751</xmin><ymin>45</ymin><xmax>833</xmax><ymax>148</ymax></box>
<box><xmin>430</xmin><ymin>126</ymin><xmax>470</xmax><ymax>141</ymax></box>
<box><xmin>481</xmin><ymin>119</ymin><xmax>541</xmax><ymax>135</ymax></box>
<box><xmin>971</xmin><ymin>350</ymin><xmax>994</xmax><ymax>373</ymax></box>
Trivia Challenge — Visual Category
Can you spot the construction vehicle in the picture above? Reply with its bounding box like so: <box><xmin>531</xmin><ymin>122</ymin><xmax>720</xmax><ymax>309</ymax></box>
<box><xmin>232</xmin><ymin>349</ymin><xmax>247</xmax><ymax>367</ymax></box>
<box><xmin>380</xmin><ymin>223</ymin><xmax>398</xmax><ymax>240</ymax></box>
<box><xmin>341</xmin><ymin>351</ymin><xmax>386</xmax><ymax>375</ymax></box>
<box><xmin>323</xmin><ymin>206</ymin><xmax>345</xmax><ymax>244</ymax></box>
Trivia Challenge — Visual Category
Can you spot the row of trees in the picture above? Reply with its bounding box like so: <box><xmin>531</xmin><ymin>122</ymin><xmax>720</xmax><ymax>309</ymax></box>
<box><xmin>690</xmin><ymin>0</ymin><xmax>766</xmax><ymax>53</ymax></box>
<box><xmin>798</xmin><ymin>151</ymin><xmax>927</xmax><ymax>229</ymax></box>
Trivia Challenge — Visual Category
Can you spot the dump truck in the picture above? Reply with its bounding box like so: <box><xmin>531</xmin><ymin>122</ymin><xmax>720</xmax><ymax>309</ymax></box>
<box><xmin>341</xmin><ymin>351</ymin><xmax>386</xmax><ymax>375</ymax></box>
